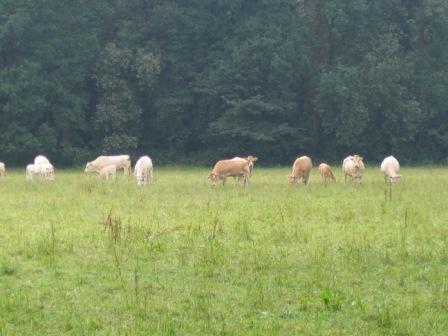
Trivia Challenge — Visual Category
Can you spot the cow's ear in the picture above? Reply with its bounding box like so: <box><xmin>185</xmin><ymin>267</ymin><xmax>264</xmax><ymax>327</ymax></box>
<box><xmin>254</xmin><ymin>157</ymin><xmax>258</xmax><ymax>161</ymax></box>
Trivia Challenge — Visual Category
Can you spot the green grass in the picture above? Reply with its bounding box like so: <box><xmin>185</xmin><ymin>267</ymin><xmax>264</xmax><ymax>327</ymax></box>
<box><xmin>1</xmin><ymin>166</ymin><xmax>448</xmax><ymax>335</ymax></box>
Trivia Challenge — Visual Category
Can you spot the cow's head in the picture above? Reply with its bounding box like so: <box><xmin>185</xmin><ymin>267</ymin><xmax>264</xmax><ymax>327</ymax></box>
<box><xmin>288</xmin><ymin>175</ymin><xmax>298</xmax><ymax>184</ymax></box>
<box><xmin>246</xmin><ymin>156</ymin><xmax>258</xmax><ymax>163</ymax></box>
<box><xmin>208</xmin><ymin>173</ymin><xmax>219</xmax><ymax>186</ymax></box>
<box><xmin>352</xmin><ymin>155</ymin><xmax>364</xmax><ymax>176</ymax></box>
<box><xmin>84</xmin><ymin>162</ymin><xmax>96</xmax><ymax>173</ymax></box>
<box><xmin>390</xmin><ymin>174</ymin><xmax>401</xmax><ymax>183</ymax></box>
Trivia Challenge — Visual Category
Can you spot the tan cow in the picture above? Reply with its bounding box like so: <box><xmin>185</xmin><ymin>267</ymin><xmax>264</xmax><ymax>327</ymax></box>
<box><xmin>288</xmin><ymin>156</ymin><xmax>312</xmax><ymax>184</ymax></box>
<box><xmin>0</xmin><ymin>162</ymin><xmax>5</xmax><ymax>177</ymax></box>
<box><xmin>318</xmin><ymin>163</ymin><xmax>336</xmax><ymax>182</ymax></box>
<box><xmin>342</xmin><ymin>155</ymin><xmax>365</xmax><ymax>183</ymax></box>
<box><xmin>380</xmin><ymin>155</ymin><xmax>401</xmax><ymax>183</ymax></box>
<box><xmin>85</xmin><ymin>155</ymin><xmax>131</xmax><ymax>176</ymax></box>
<box><xmin>208</xmin><ymin>159</ymin><xmax>251</xmax><ymax>186</ymax></box>
<box><xmin>232</xmin><ymin>155</ymin><xmax>258</xmax><ymax>175</ymax></box>
<box><xmin>231</xmin><ymin>155</ymin><xmax>258</xmax><ymax>184</ymax></box>
<box><xmin>99</xmin><ymin>165</ymin><xmax>117</xmax><ymax>180</ymax></box>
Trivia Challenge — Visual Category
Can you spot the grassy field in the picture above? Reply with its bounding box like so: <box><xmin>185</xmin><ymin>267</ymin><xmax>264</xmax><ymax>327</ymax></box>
<box><xmin>0</xmin><ymin>166</ymin><xmax>447</xmax><ymax>335</ymax></box>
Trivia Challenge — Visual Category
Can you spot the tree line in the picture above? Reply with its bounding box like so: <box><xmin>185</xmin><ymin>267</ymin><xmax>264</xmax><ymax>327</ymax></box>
<box><xmin>1</xmin><ymin>0</ymin><xmax>447</xmax><ymax>166</ymax></box>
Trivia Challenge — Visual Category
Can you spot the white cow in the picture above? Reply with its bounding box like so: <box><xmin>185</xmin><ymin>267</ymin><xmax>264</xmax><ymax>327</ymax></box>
<box><xmin>85</xmin><ymin>155</ymin><xmax>131</xmax><ymax>176</ymax></box>
<box><xmin>0</xmin><ymin>162</ymin><xmax>5</xmax><ymax>177</ymax></box>
<box><xmin>342</xmin><ymin>155</ymin><xmax>365</xmax><ymax>183</ymax></box>
<box><xmin>134</xmin><ymin>156</ymin><xmax>153</xmax><ymax>185</ymax></box>
<box><xmin>381</xmin><ymin>156</ymin><xmax>401</xmax><ymax>183</ymax></box>
<box><xmin>99</xmin><ymin>165</ymin><xmax>117</xmax><ymax>180</ymax></box>
<box><xmin>26</xmin><ymin>164</ymin><xmax>43</xmax><ymax>181</ymax></box>
<box><xmin>40</xmin><ymin>163</ymin><xmax>54</xmax><ymax>181</ymax></box>
<box><xmin>34</xmin><ymin>155</ymin><xmax>50</xmax><ymax>166</ymax></box>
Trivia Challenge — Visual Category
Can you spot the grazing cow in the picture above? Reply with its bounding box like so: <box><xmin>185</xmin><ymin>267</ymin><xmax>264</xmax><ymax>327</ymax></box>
<box><xmin>85</xmin><ymin>155</ymin><xmax>131</xmax><ymax>176</ymax></box>
<box><xmin>208</xmin><ymin>159</ymin><xmax>251</xmax><ymax>186</ymax></box>
<box><xmin>381</xmin><ymin>156</ymin><xmax>401</xmax><ymax>183</ymax></box>
<box><xmin>40</xmin><ymin>163</ymin><xmax>54</xmax><ymax>181</ymax></box>
<box><xmin>288</xmin><ymin>156</ymin><xmax>312</xmax><ymax>184</ymax></box>
<box><xmin>318</xmin><ymin>163</ymin><xmax>336</xmax><ymax>182</ymax></box>
<box><xmin>26</xmin><ymin>164</ymin><xmax>43</xmax><ymax>181</ymax></box>
<box><xmin>34</xmin><ymin>155</ymin><xmax>50</xmax><ymax>166</ymax></box>
<box><xmin>99</xmin><ymin>165</ymin><xmax>116</xmax><ymax>180</ymax></box>
<box><xmin>231</xmin><ymin>155</ymin><xmax>258</xmax><ymax>184</ymax></box>
<box><xmin>342</xmin><ymin>155</ymin><xmax>365</xmax><ymax>183</ymax></box>
<box><xmin>0</xmin><ymin>162</ymin><xmax>5</xmax><ymax>177</ymax></box>
<box><xmin>232</xmin><ymin>156</ymin><xmax>258</xmax><ymax>175</ymax></box>
<box><xmin>134</xmin><ymin>156</ymin><xmax>153</xmax><ymax>186</ymax></box>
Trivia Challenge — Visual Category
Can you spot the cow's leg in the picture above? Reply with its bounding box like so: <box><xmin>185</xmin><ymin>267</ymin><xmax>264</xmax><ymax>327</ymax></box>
<box><xmin>244</xmin><ymin>173</ymin><xmax>250</xmax><ymax>186</ymax></box>
<box><xmin>236</xmin><ymin>174</ymin><xmax>245</xmax><ymax>186</ymax></box>
<box><xmin>303</xmin><ymin>173</ymin><xmax>309</xmax><ymax>185</ymax></box>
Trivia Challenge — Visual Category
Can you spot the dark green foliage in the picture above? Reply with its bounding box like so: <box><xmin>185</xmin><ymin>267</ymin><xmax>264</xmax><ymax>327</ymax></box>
<box><xmin>0</xmin><ymin>0</ymin><xmax>447</xmax><ymax>165</ymax></box>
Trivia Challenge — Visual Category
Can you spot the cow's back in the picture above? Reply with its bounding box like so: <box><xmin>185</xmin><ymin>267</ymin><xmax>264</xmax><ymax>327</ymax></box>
<box><xmin>135</xmin><ymin>156</ymin><xmax>152</xmax><ymax>170</ymax></box>
<box><xmin>214</xmin><ymin>159</ymin><xmax>249</xmax><ymax>176</ymax></box>
<box><xmin>93</xmin><ymin>155</ymin><xmax>130</xmax><ymax>168</ymax></box>
<box><xmin>293</xmin><ymin>156</ymin><xmax>312</xmax><ymax>173</ymax></box>
<box><xmin>381</xmin><ymin>156</ymin><xmax>400</xmax><ymax>176</ymax></box>
<box><xmin>34</xmin><ymin>155</ymin><xmax>50</xmax><ymax>165</ymax></box>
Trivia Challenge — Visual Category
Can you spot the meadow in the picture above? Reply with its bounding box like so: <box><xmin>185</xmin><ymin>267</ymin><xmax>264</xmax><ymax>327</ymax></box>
<box><xmin>0</xmin><ymin>166</ymin><xmax>447</xmax><ymax>335</ymax></box>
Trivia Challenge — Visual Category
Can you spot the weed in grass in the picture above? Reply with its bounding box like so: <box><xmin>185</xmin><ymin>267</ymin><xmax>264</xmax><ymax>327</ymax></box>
<box><xmin>320</xmin><ymin>288</ymin><xmax>344</xmax><ymax>311</ymax></box>
<box><xmin>0</xmin><ymin>262</ymin><xmax>16</xmax><ymax>276</ymax></box>
<box><xmin>102</xmin><ymin>209</ymin><xmax>122</xmax><ymax>243</ymax></box>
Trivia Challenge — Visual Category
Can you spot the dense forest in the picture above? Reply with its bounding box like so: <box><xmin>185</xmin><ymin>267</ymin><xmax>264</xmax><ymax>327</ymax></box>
<box><xmin>1</xmin><ymin>0</ymin><xmax>447</xmax><ymax>166</ymax></box>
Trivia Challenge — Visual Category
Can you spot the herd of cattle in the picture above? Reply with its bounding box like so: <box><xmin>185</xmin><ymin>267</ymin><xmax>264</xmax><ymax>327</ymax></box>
<box><xmin>0</xmin><ymin>154</ymin><xmax>401</xmax><ymax>186</ymax></box>
<box><xmin>207</xmin><ymin>154</ymin><xmax>400</xmax><ymax>186</ymax></box>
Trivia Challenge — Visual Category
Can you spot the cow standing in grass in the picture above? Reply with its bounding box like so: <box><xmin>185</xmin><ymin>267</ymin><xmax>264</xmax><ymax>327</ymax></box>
<box><xmin>208</xmin><ymin>159</ymin><xmax>251</xmax><ymax>186</ymax></box>
<box><xmin>99</xmin><ymin>165</ymin><xmax>117</xmax><ymax>181</ymax></box>
<box><xmin>342</xmin><ymin>155</ymin><xmax>365</xmax><ymax>184</ymax></box>
<box><xmin>381</xmin><ymin>156</ymin><xmax>401</xmax><ymax>183</ymax></box>
<box><xmin>134</xmin><ymin>156</ymin><xmax>153</xmax><ymax>185</ymax></box>
<box><xmin>85</xmin><ymin>155</ymin><xmax>131</xmax><ymax>176</ymax></box>
<box><xmin>318</xmin><ymin>163</ymin><xmax>336</xmax><ymax>182</ymax></box>
<box><xmin>231</xmin><ymin>155</ymin><xmax>258</xmax><ymax>185</ymax></box>
<box><xmin>40</xmin><ymin>163</ymin><xmax>54</xmax><ymax>181</ymax></box>
<box><xmin>288</xmin><ymin>156</ymin><xmax>312</xmax><ymax>184</ymax></box>
<box><xmin>26</xmin><ymin>164</ymin><xmax>43</xmax><ymax>181</ymax></box>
